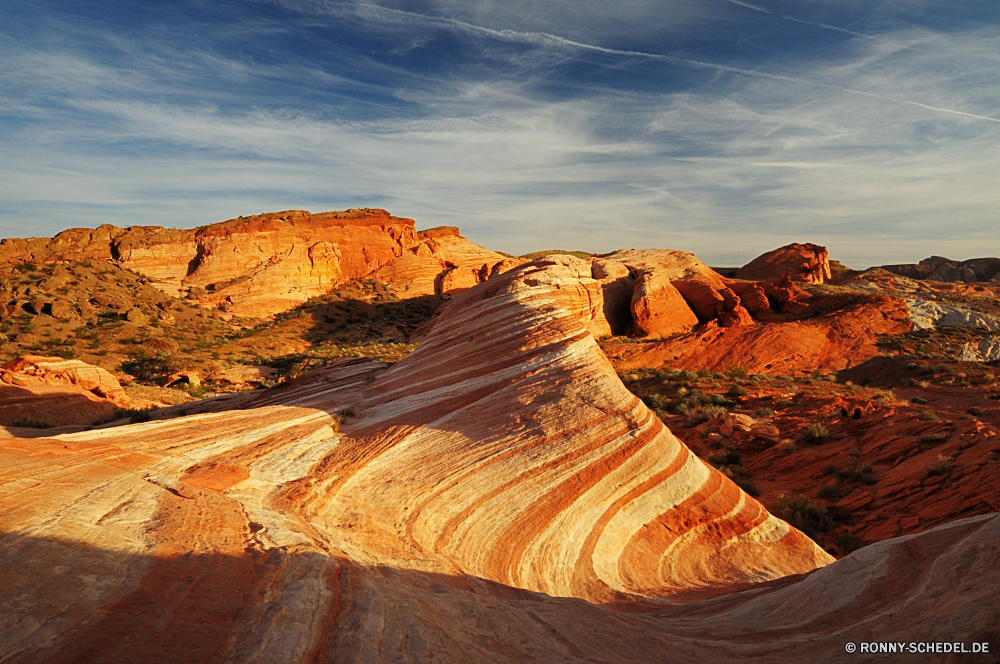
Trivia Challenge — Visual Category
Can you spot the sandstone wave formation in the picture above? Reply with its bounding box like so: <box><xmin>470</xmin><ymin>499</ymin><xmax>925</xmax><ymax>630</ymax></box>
<box><xmin>2</xmin><ymin>256</ymin><xmax>997</xmax><ymax>662</ymax></box>
<box><xmin>0</xmin><ymin>210</ymin><xmax>513</xmax><ymax>318</ymax></box>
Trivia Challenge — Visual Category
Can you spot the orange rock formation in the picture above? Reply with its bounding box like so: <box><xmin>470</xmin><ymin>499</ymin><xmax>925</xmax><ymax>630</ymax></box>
<box><xmin>1</xmin><ymin>210</ymin><xmax>514</xmax><ymax>318</ymax></box>
<box><xmin>2</xmin><ymin>257</ymin><xmax>996</xmax><ymax>662</ymax></box>
<box><xmin>737</xmin><ymin>242</ymin><xmax>832</xmax><ymax>284</ymax></box>
<box><xmin>0</xmin><ymin>355</ymin><xmax>134</xmax><ymax>428</ymax></box>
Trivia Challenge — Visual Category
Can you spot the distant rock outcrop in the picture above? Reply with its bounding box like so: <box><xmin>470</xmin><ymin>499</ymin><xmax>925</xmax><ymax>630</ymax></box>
<box><xmin>881</xmin><ymin>256</ymin><xmax>1000</xmax><ymax>283</ymax></box>
<box><xmin>0</xmin><ymin>210</ymin><xmax>516</xmax><ymax>318</ymax></box>
<box><xmin>736</xmin><ymin>243</ymin><xmax>832</xmax><ymax>284</ymax></box>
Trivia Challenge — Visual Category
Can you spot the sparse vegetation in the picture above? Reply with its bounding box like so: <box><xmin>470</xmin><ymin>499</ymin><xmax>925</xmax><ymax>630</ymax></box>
<box><xmin>7</xmin><ymin>418</ymin><xmax>53</xmax><ymax>429</ymax></box>
<box><xmin>800</xmin><ymin>423</ymin><xmax>832</xmax><ymax>444</ymax></box>
<box><xmin>111</xmin><ymin>407</ymin><xmax>155</xmax><ymax>424</ymax></box>
<box><xmin>771</xmin><ymin>494</ymin><xmax>851</xmax><ymax>542</ymax></box>
<box><xmin>918</xmin><ymin>410</ymin><xmax>940</xmax><ymax>422</ymax></box>
<box><xmin>927</xmin><ymin>454</ymin><xmax>954</xmax><ymax>477</ymax></box>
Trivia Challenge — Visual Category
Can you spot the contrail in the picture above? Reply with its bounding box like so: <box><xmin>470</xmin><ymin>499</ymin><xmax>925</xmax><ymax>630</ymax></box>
<box><xmin>342</xmin><ymin>2</ymin><xmax>1000</xmax><ymax>124</ymax></box>
<box><xmin>720</xmin><ymin>0</ymin><xmax>912</xmax><ymax>50</ymax></box>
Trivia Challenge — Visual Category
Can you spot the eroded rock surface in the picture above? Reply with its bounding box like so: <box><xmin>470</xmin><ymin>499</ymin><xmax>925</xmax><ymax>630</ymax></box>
<box><xmin>737</xmin><ymin>243</ymin><xmax>832</xmax><ymax>284</ymax></box>
<box><xmin>1</xmin><ymin>258</ymin><xmax>997</xmax><ymax>662</ymax></box>
<box><xmin>1</xmin><ymin>210</ymin><xmax>514</xmax><ymax>318</ymax></box>
<box><xmin>0</xmin><ymin>355</ymin><xmax>135</xmax><ymax>428</ymax></box>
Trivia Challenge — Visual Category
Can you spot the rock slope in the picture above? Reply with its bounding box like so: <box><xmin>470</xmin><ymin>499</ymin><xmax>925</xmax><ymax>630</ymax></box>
<box><xmin>2</xmin><ymin>256</ymin><xmax>997</xmax><ymax>662</ymax></box>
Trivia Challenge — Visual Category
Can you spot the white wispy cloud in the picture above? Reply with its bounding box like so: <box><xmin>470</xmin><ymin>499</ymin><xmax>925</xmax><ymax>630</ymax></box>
<box><xmin>1</xmin><ymin>2</ymin><xmax>998</xmax><ymax>268</ymax></box>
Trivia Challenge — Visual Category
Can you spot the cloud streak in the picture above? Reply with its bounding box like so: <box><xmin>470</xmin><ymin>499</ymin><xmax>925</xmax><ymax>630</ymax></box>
<box><xmin>1</xmin><ymin>0</ymin><xmax>998</xmax><ymax>267</ymax></box>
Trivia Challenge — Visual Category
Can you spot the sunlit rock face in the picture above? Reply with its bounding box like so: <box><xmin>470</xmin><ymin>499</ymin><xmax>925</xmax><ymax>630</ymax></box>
<box><xmin>1</xmin><ymin>256</ymin><xmax>997</xmax><ymax>663</ymax></box>
<box><xmin>0</xmin><ymin>210</ymin><xmax>517</xmax><ymax>319</ymax></box>
<box><xmin>0</xmin><ymin>355</ymin><xmax>136</xmax><ymax>428</ymax></box>
<box><xmin>737</xmin><ymin>242</ymin><xmax>832</xmax><ymax>284</ymax></box>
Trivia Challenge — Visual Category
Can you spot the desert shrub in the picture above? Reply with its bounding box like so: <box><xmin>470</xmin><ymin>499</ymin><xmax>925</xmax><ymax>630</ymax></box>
<box><xmin>708</xmin><ymin>447</ymin><xmax>742</xmax><ymax>466</ymax></box>
<box><xmin>8</xmin><ymin>418</ymin><xmax>52</xmax><ymax>429</ymax></box>
<box><xmin>918</xmin><ymin>410</ymin><xmax>940</xmax><ymax>422</ymax></box>
<box><xmin>801</xmin><ymin>423</ymin><xmax>832</xmax><ymax>444</ymax></box>
<box><xmin>684</xmin><ymin>404</ymin><xmax>726</xmax><ymax>427</ymax></box>
<box><xmin>717</xmin><ymin>465</ymin><xmax>759</xmax><ymax>496</ymax></box>
<box><xmin>184</xmin><ymin>383</ymin><xmax>208</xmax><ymax>399</ymax></box>
<box><xmin>966</xmin><ymin>407</ymin><xmax>984</xmax><ymax>416</ymax></box>
<box><xmin>821</xmin><ymin>464</ymin><xmax>837</xmax><ymax>475</ymax></box>
<box><xmin>836</xmin><ymin>463</ymin><xmax>878</xmax><ymax>485</ymax></box>
<box><xmin>772</xmin><ymin>495</ymin><xmax>841</xmax><ymax>541</ymax></box>
<box><xmin>709</xmin><ymin>393</ymin><xmax>735</xmax><ymax>407</ymax></box>
<box><xmin>112</xmin><ymin>407</ymin><xmax>155</xmax><ymax>424</ymax></box>
<box><xmin>817</xmin><ymin>484</ymin><xmax>844</xmax><ymax>501</ymax></box>
<box><xmin>775</xmin><ymin>399</ymin><xmax>794</xmax><ymax>409</ymax></box>
<box><xmin>927</xmin><ymin>454</ymin><xmax>954</xmax><ymax>477</ymax></box>
<box><xmin>727</xmin><ymin>366</ymin><xmax>748</xmax><ymax>380</ymax></box>
<box><xmin>919</xmin><ymin>433</ymin><xmax>948</xmax><ymax>445</ymax></box>
<box><xmin>639</xmin><ymin>394</ymin><xmax>667</xmax><ymax>410</ymax></box>
<box><xmin>727</xmin><ymin>384</ymin><xmax>748</xmax><ymax>397</ymax></box>
<box><xmin>120</xmin><ymin>353</ymin><xmax>179</xmax><ymax>380</ymax></box>
<box><xmin>836</xmin><ymin>534</ymin><xmax>866</xmax><ymax>555</ymax></box>
<box><xmin>755</xmin><ymin>407</ymin><xmax>776</xmax><ymax>420</ymax></box>
<box><xmin>873</xmin><ymin>390</ymin><xmax>895</xmax><ymax>405</ymax></box>
<box><xmin>911</xmin><ymin>396</ymin><xmax>928</xmax><ymax>405</ymax></box>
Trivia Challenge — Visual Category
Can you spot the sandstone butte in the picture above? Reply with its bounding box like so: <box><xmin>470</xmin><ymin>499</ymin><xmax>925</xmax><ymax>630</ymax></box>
<box><xmin>736</xmin><ymin>242</ymin><xmax>832</xmax><ymax>284</ymax></box>
<box><xmin>0</xmin><ymin>210</ymin><xmax>515</xmax><ymax>318</ymax></box>
<box><xmin>1</xmin><ymin>255</ymin><xmax>997</xmax><ymax>663</ymax></box>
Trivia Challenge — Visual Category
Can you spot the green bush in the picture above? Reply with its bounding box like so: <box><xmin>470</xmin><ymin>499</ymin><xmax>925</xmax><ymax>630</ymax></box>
<box><xmin>8</xmin><ymin>418</ymin><xmax>53</xmax><ymax>429</ymax></box>
<box><xmin>772</xmin><ymin>495</ymin><xmax>849</xmax><ymax>541</ymax></box>
<box><xmin>727</xmin><ymin>384</ymin><xmax>748</xmax><ymax>397</ymax></box>
<box><xmin>817</xmin><ymin>484</ymin><xmax>844</xmax><ymax>501</ymax></box>
<box><xmin>708</xmin><ymin>447</ymin><xmax>742</xmax><ymax>466</ymax></box>
<box><xmin>801</xmin><ymin>423</ymin><xmax>831</xmax><ymax>444</ymax></box>
<box><xmin>755</xmin><ymin>407</ymin><xmax>776</xmax><ymax>419</ymax></box>
<box><xmin>918</xmin><ymin>410</ymin><xmax>940</xmax><ymax>422</ymax></box>
<box><xmin>112</xmin><ymin>407</ymin><xmax>155</xmax><ymax>424</ymax></box>
<box><xmin>684</xmin><ymin>404</ymin><xmax>726</xmax><ymax>427</ymax></box>
<box><xmin>120</xmin><ymin>353</ymin><xmax>179</xmax><ymax>380</ymax></box>
<box><xmin>717</xmin><ymin>465</ymin><xmax>759</xmax><ymax>496</ymax></box>
<box><xmin>911</xmin><ymin>396</ymin><xmax>928</xmax><ymax>405</ymax></box>
<box><xmin>966</xmin><ymin>407</ymin><xmax>983</xmax><ymax>416</ymax></box>
<box><xmin>836</xmin><ymin>464</ymin><xmax>878</xmax><ymax>485</ymax></box>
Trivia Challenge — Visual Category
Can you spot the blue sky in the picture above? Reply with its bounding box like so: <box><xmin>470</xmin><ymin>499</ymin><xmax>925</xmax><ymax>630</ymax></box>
<box><xmin>1</xmin><ymin>0</ymin><xmax>998</xmax><ymax>267</ymax></box>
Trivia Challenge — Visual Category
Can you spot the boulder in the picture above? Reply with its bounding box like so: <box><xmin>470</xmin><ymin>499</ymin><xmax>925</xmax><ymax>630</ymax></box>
<box><xmin>629</xmin><ymin>271</ymin><xmax>699</xmax><ymax>337</ymax></box>
<box><xmin>736</xmin><ymin>243</ymin><xmax>831</xmax><ymax>284</ymax></box>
